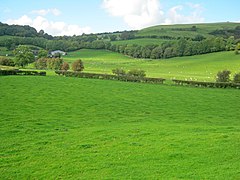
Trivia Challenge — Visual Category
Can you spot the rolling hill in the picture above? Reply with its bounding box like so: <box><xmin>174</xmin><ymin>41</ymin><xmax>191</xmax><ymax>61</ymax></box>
<box><xmin>63</xmin><ymin>49</ymin><xmax>240</xmax><ymax>81</ymax></box>
<box><xmin>137</xmin><ymin>22</ymin><xmax>240</xmax><ymax>39</ymax></box>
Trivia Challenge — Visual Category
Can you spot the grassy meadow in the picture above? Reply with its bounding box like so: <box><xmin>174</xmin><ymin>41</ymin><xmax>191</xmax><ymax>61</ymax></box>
<box><xmin>1</xmin><ymin>76</ymin><xmax>240</xmax><ymax>179</ymax></box>
<box><xmin>137</xmin><ymin>22</ymin><xmax>240</xmax><ymax>38</ymax></box>
<box><xmin>111</xmin><ymin>38</ymin><xmax>173</xmax><ymax>46</ymax></box>
<box><xmin>64</xmin><ymin>49</ymin><xmax>240</xmax><ymax>81</ymax></box>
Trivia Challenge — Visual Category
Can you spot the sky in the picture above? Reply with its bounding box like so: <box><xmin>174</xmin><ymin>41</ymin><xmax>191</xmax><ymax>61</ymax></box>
<box><xmin>0</xmin><ymin>0</ymin><xmax>239</xmax><ymax>36</ymax></box>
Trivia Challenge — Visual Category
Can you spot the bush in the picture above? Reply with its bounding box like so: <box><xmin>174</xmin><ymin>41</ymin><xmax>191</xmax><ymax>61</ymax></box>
<box><xmin>47</xmin><ymin>58</ymin><xmax>63</xmax><ymax>70</ymax></box>
<box><xmin>112</xmin><ymin>68</ymin><xmax>126</xmax><ymax>76</ymax></box>
<box><xmin>34</xmin><ymin>58</ymin><xmax>48</xmax><ymax>69</ymax></box>
<box><xmin>72</xmin><ymin>59</ymin><xmax>84</xmax><ymax>72</ymax></box>
<box><xmin>216</xmin><ymin>70</ymin><xmax>231</xmax><ymax>82</ymax></box>
<box><xmin>0</xmin><ymin>57</ymin><xmax>15</xmax><ymax>66</ymax></box>
<box><xmin>233</xmin><ymin>73</ymin><xmax>240</xmax><ymax>83</ymax></box>
<box><xmin>127</xmin><ymin>69</ymin><xmax>146</xmax><ymax>78</ymax></box>
<box><xmin>61</xmin><ymin>62</ymin><xmax>70</xmax><ymax>71</ymax></box>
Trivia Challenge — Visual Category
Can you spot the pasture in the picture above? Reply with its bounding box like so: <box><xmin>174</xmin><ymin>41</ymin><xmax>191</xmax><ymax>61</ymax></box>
<box><xmin>64</xmin><ymin>49</ymin><xmax>240</xmax><ymax>81</ymax></box>
<box><xmin>137</xmin><ymin>22</ymin><xmax>240</xmax><ymax>39</ymax></box>
<box><xmin>0</xmin><ymin>76</ymin><xmax>240</xmax><ymax>179</ymax></box>
<box><xmin>111</xmin><ymin>38</ymin><xmax>173</xmax><ymax>46</ymax></box>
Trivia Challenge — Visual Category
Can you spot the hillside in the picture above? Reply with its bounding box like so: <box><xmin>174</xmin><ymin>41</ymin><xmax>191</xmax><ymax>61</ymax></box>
<box><xmin>63</xmin><ymin>49</ymin><xmax>240</xmax><ymax>81</ymax></box>
<box><xmin>137</xmin><ymin>22</ymin><xmax>240</xmax><ymax>39</ymax></box>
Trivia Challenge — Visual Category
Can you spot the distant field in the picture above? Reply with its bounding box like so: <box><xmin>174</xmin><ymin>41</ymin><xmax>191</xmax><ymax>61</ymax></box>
<box><xmin>1</xmin><ymin>76</ymin><xmax>240</xmax><ymax>179</ymax></box>
<box><xmin>64</xmin><ymin>49</ymin><xmax>240</xmax><ymax>81</ymax></box>
<box><xmin>137</xmin><ymin>22</ymin><xmax>240</xmax><ymax>38</ymax></box>
<box><xmin>0</xmin><ymin>47</ymin><xmax>12</xmax><ymax>56</ymax></box>
<box><xmin>111</xmin><ymin>38</ymin><xmax>173</xmax><ymax>46</ymax></box>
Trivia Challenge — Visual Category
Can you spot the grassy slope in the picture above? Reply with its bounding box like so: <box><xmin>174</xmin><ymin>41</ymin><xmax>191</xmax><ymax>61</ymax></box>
<box><xmin>111</xmin><ymin>38</ymin><xmax>174</xmax><ymax>46</ymax></box>
<box><xmin>137</xmin><ymin>22</ymin><xmax>240</xmax><ymax>38</ymax></box>
<box><xmin>0</xmin><ymin>76</ymin><xmax>240</xmax><ymax>179</ymax></box>
<box><xmin>0</xmin><ymin>47</ymin><xmax>13</xmax><ymax>56</ymax></box>
<box><xmin>64</xmin><ymin>49</ymin><xmax>240</xmax><ymax>81</ymax></box>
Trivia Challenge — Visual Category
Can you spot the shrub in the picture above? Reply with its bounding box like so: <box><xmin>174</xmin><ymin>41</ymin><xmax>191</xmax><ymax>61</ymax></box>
<box><xmin>0</xmin><ymin>57</ymin><xmax>15</xmax><ymax>66</ymax></box>
<box><xmin>61</xmin><ymin>62</ymin><xmax>70</xmax><ymax>71</ymax></box>
<box><xmin>216</xmin><ymin>70</ymin><xmax>231</xmax><ymax>82</ymax></box>
<box><xmin>233</xmin><ymin>73</ymin><xmax>240</xmax><ymax>83</ymax></box>
<box><xmin>47</xmin><ymin>58</ymin><xmax>63</xmax><ymax>70</ymax></box>
<box><xmin>72</xmin><ymin>59</ymin><xmax>84</xmax><ymax>72</ymax></box>
<box><xmin>127</xmin><ymin>69</ymin><xmax>146</xmax><ymax>78</ymax></box>
<box><xmin>112</xmin><ymin>68</ymin><xmax>126</xmax><ymax>76</ymax></box>
<box><xmin>34</xmin><ymin>58</ymin><xmax>48</xmax><ymax>69</ymax></box>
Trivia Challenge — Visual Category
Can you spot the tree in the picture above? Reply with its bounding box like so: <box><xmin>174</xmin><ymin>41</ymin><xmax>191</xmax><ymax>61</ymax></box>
<box><xmin>216</xmin><ymin>70</ymin><xmax>231</xmax><ymax>82</ymax></box>
<box><xmin>47</xmin><ymin>58</ymin><xmax>63</xmax><ymax>70</ymax></box>
<box><xmin>38</xmin><ymin>49</ymin><xmax>48</xmax><ymax>58</ymax></box>
<box><xmin>34</xmin><ymin>58</ymin><xmax>48</xmax><ymax>69</ymax></box>
<box><xmin>109</xmin><ymin>35</ymin><xmax>117</xmax><ymax>41</ymax></box>
<box><xmin>127</xmin><ymin>69</ymin><xmax>146</xmax><ymax>78</ymax></box>
<box><xmin>13</xmin><ymin>45</ymin><xmax>35</xmax><ymax>67</ymax></box>
<box><xmin>233</xmin><ymin>73</ymin><xmax>240</xmax><ymax>83</ymax></box>
<box><xmin>235</xmin><ymin>43</ymin><xmax>240</xmax><ymax>55</ymax></box>
<box><xmin>72</xmin><ymin>59</ymin><xmax>84</xmax><ymax>72</ymax></box>
<box><xmin>0</xmin><ymin>57</ymin><xmax>15</xmax><ymax>66</ymax></box>
<box><xmin>112</xmin><ymin>68</ymin><xmax>126</xmax><ymax>76</ymax></box>
<box><xmin>61</xmin><ymin>62</ymin><xmax>70</xmax><ymax>71</ymax></box>
<box><xmin>150</xmin><ymin>46</ymin><xmax>163</xmax><ymax>59</ymax></box>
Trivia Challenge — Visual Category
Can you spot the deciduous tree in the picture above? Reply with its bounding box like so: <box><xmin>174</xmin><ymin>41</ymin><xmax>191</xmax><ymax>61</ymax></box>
<box><xmin>13</xmin><ymin>45</ymin><xmax>34</xmax><ymax>67</ymax></box>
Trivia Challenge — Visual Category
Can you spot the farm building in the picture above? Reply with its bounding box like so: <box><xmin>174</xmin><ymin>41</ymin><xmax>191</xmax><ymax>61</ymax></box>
<box><xmin>50</xmin><ymin>50</ymin><xmax>67</xmax><ymax>56</ymax></box>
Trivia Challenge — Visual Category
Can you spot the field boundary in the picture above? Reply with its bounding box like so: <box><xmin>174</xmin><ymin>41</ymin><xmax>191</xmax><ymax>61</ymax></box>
<box><xmin>0</xmin><ymin>69</ymin><xmax>46</xmax><ymax>76</ymax></box>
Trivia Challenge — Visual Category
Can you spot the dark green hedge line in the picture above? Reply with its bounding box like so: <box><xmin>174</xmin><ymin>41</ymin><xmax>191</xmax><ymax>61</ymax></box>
<box><xmin>0</xmin><ymin>69</ymin><xmax>46</xmax><ymax>76</ymax></box>
<box><xmin>172</xmin><ymin>79</ymin><xmax>240</xmax><ymax>89</ymax></box>
<box><xmin>55</xmin><ymin>71</ymin><xmax>166</xmax><ymax>84</ymax></box>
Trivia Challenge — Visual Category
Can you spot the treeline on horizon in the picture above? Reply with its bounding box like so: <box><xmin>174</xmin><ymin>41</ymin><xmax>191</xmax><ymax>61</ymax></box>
<box><xmin>0</xmin><ymin>22</ymin><xmax>240</xmax><ymax>59</ymax></box>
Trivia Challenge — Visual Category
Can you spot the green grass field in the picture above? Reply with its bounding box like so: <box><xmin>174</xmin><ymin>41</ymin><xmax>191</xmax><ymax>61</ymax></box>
<box><xmin>137</xmin><ymin>22</ymin><xmax>240</xmax><ymax>39</ymax></box>
<box><xmin>64</xmin><ymin>49</ymin><xmax>240</xmax><ymax>81</ymax></box>
<box><xmin>111</xmin><ymin>38</ymin><xmax>173</xmax><ymax>46</ymax></box>
<box><xmin>1</xmin><ymin>76</ymin><xmax>240</xmax><ymax>179</ymax></box>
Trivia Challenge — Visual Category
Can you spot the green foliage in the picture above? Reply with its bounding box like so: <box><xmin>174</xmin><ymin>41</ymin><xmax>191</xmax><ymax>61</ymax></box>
<box><xmin>216</xmin><ymin>70</ymin><xmax>231</xmax><ymax>82</ymax></box>
<box><xmin>112</xmin><ymin>68</ymin><xmax>126</xmax><ymax>76</ymax></box>
<box><xmin>61</xmin><ymin>62</ymin><xmax>70</xmax><ymax>71</ymax></box>
<box><xmin>13</xmin><ymin>45</ymin><xmax>35</xmax><ymax>67</ymax></box>
<box><xmin>120</xmin><ymin>31</ymin><xmax>135</xmax><ymax>40</ymax></box>
<box><xmin>233</xmin><ymin>73</ymin><xmax>240</xmax><ymax>83</ymax></box>
<box><xmin>38</xmin><ymin>49</ymin><xmax>48</xmax><ymax>58</ymax></box>
<box><xmin>127</xmin><ymin>69</ymin><xmax>146</xmax><ymax>78</ymax></box>
<box><xmin>34</xmin><ymin>58</ymin><xmax>48</xmax><ymax>69</ymax></box>
<box><xmin>46</xmin><ymin>58</ymin><xmax>63</xmax><ymax>70</ymax></box>
<box><xmin>1</xmin><ymin>76</ymin><xmax>240</xmax><ymax>179</ymax></box>
<box><xmin>72</xmin><ymin>59</ymin><xmax>84</xmax><ymax>72</ymax></box>
<box><xmin>0</xmin><ymin>57</ymin><xmax>15</xmax><ymax>66</ymax></box>
<box><xmin>235</xmin><ymin>43</ymin><xmax>240</xmax><ymax>54</ymax></box>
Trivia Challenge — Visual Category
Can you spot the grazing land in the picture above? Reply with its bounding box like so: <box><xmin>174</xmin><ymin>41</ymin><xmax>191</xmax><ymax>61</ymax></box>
<box><xmin>137</xmin><ymin>22</ymin><xmax>240</xmax><ymax>38</ymax></box>
<box><xmin>64</xmin><ymin>49</ymin><xmax>240</xmax><ymax>81</ymax></box>
<box><xmin>0</xmin><ymin>76</ymin><xmax>240</xmax><ymax>179</ymax></box>
<box><xmin>111</xmin><ymin>38</ymin><xmax>174</xmax><ymax>46</ymax></box>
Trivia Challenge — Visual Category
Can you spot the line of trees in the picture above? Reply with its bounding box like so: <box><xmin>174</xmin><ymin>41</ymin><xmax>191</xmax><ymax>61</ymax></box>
<box><xmin>106</xmin><ymin>37</ymin><xmax>236</xmax><ymax>59</ymax></box>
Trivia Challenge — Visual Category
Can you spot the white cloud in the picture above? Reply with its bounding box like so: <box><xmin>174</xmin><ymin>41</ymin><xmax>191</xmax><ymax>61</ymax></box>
<box><xmin>31</xmin><ymin>8</ymin><xmax>61</xmax><ymax>16</ymax></box>
<box><xmin>102</xmin><ymin>0</ymin><xmax>204</xmax><ymax>29</ymax></box>
<box><xmin>6</xmin><ymin>15</ymin><xmax>91</xmax><ymax>36</ymax></box>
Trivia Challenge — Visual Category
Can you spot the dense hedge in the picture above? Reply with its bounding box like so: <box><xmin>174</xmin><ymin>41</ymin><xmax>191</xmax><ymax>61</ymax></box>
<box><xmin>0</xmin><ymin>69</ymin><xmax>46</xmax><ymax>76</ymax></box>
<box><xmin>55</xmin><ymin>71</ymin><xmax>165</xmax><ymax>84</ymax></box>
<box><xmin>172</xmin><ymin>79</ymin><xmax>240</xmax><ymax>89</ymax></box>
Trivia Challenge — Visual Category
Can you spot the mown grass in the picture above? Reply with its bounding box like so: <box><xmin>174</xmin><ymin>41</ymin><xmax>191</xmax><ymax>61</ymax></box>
<box><xmin>64</xmin><ymin>49</ymin><xmax>240</xmax><ymax>81</ymax></box>
<box><xmin>0</xmin><ymin>76</ymin><xmax>240</xmax><ymax>179</ymax></box>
